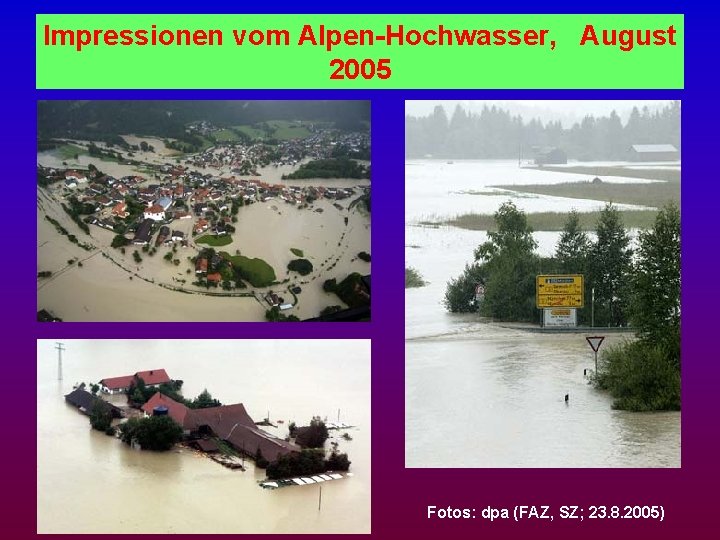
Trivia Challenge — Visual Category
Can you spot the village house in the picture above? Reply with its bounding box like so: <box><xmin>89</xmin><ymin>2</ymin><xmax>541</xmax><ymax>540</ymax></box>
<box><xmin>65</xmin><ymin>170</ymin><xmax>88</xmax><ymax>183</ymax></box>
<box><xmin>100</xmin><ymin>369</ymin><xmax>172</xmax><ymax>394</ymax></box>
<box><xmin>196</xmin><ymin>258</ymin><xmax>208</xmax><ymax>274</ymax></box>
<box><xmin>65</xmin><ymin>385</ymin><xmax>123</xmax><ymax>417</ymax></box>
<box><xmin>141</xmin><ymin>392</ymin><xmax>299</xmax><ymax>461</ymax></box>
<box><xmin>171</xmin><ymin>230</ymin><xmax>185</xmax><ymax>242</ymax></box>
<box><xmin>111</xmin><ymin>202</ymin><xmax>130</xmax><ymax>219</ymax></box>
<box><xmin>534</xmin><ymin>147</ymin><xmax>568</xmax><ymax>165</ymax></box>
<box><xmin>133</xmin><ymin>219</ymin><xmax>154</xmax><ymax>245</ymax></box>
<box><xmin>194</xmin><ymin>218</ymin><xmax>209</xmax><ymax>234</ymax></box>
<box><xmin>143</xmin><ymin>204</ymin><xmax>166</xmax><ymax>221</ymax></box>
<box><xmin>155</xmin><ymin>226</ymin><xmax>170</xmax><ymax>247</ymax></box>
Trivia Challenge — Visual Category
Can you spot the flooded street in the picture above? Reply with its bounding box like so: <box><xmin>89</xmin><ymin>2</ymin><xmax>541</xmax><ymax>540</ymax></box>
<box><xmin>37</xmin><ymin>340</ymin><xmax>370</xmax><ymax>534</ymax></box>
<box><xmin>405</xmin><ymin>159</ymin><xmax>680</xmax><ymax>468</ymax></box>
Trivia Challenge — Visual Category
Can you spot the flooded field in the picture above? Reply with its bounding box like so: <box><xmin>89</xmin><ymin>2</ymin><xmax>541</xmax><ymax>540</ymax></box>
<box><xmin>37</xmin><ymin>340</ymin><xmax>370</xmax><ymax>534</ymax></box>
<box><xmin>405</xmin><ymin>159</ymin><xmax>664</xmax><ymax>222</ymax></box>
<box><xmin>405</xmin><ymin>159</ymin><xmax>680</xmax><ymax>468</ymax></box>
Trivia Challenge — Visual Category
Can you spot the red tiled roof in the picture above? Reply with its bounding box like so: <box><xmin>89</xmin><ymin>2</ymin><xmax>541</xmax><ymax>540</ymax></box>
<box><xmin>135</xmin><ymin>369</ymin><xmax>171</xmax><ymax>386</ymax></box>
<box><xmin>207</xmin><ymin>272</ymin><xmax>222</xmax><ymax>283</ymax></box>
<box><xmin>142</xmin><ymin>392</ymin><xmax>194</xmax><ymax>429</ymax></box>
<box><xmin>145</xmin><ymin>204</ymin><xmax>165</xmax><ymax>214</ymax></box>
<box><xmin>101</xmin><ymin>374</ymin><xmax>136</xmax><ymax>390</ymax></box>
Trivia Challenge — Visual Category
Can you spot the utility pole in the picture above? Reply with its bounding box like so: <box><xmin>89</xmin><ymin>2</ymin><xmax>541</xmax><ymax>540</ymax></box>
<box><xmin>337</xmin><ymin>408</ymin><xmax>340</xmax><ymax>423</ymax></box>
<box><xmin>318</xmin><ymin>484</ymin><xmax>322</xmax><ymax>511</ymax></box>
<box><xmin>591</xmin><ymin>288</ymin><xmax>595</xmax><ymax>328</ymax></box>
<box><xmin>55</xmin><ymin>342</ymin><xmax>65</xmax><ymax>381</ymax></box>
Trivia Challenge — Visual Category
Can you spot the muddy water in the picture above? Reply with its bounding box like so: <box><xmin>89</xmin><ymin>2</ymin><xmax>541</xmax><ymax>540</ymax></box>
<box><xmin>406</xmin><ymin>332</ymin><xmax>680</xmax><ymax>468</ymax></box>
<box><xmin>37</xmin><ymin>340</ymin><xmax>370</xmax><ymax>534</ymax></box>
<box><xmin>405</xmin><ymin>159</ymin><xmax>680</xmax><ymax>468</ymax></box>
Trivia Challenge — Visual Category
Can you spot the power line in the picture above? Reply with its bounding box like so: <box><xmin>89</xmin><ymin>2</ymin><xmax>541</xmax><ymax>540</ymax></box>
<box><xmin>55</xmin><ymin>342</ymin><xmax>65</xmax><ymax>381</ymax></box>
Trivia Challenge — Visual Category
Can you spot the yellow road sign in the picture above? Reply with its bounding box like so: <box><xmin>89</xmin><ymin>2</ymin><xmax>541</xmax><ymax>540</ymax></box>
<box><xmin>536</xmin><ymin>274</ymin><xmax>584</xmax><ymax>308</ymax></box>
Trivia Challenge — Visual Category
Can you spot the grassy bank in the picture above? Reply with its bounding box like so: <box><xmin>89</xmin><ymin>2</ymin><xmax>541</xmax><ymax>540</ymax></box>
<box><xmin>530</xmin><ymin>165</ymin><xmax>680</xmax><ymax>183</ymax></box>
<box><xmin>492</xmin><ymin>180</ymin><xmax>679</xmax><ymax>209</ymax></box>
<box><xmin>421</xmin><ymin>209</ymin><xmax>661</xmax><ymax>232</ymax></box>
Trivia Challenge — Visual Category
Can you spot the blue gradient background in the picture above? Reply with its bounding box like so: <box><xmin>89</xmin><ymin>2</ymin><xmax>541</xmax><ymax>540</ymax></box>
<box><xmin>15</xmin><ymin>0</ymin><xmax>718</xmax><ymax>537</ymax></box>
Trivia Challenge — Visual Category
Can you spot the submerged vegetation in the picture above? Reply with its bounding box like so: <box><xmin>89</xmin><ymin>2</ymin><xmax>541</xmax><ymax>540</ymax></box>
<box><xmin>405</xmin><ymin>267</ymin><xmax>426</xmax><ymax>288</ymax></box>
<box><xmin>433</xmin><ymin>209</ymin><xmax>661</xmax><ymax>232</ymax></box>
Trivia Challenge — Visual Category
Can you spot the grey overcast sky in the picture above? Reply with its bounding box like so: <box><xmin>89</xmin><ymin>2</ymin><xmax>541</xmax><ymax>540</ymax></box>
<box><xmin>405</xmin><ymin>100</ymin><xmax>676</xmax><ymax>127</ymax></box>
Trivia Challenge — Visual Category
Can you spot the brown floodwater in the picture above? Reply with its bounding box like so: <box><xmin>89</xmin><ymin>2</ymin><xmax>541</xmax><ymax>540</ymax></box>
<box><xmin>37</xmin><ymin>340</ymin><xmax>370</xmax><ymax>534</ymax></box>
<box><xmin>406</xmin><ymin>327</ymin><xmax>680</xmax><ymax>468</ymax></box>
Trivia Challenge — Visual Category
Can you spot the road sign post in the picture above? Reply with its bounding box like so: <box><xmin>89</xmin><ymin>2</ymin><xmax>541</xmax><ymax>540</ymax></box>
<box><xmin>586</xmin><ymin>336</ymin><xmax>605</xmax><ymax>373</ymax></box>
<box><xmin>536</xmin><ymin>275</ymin><xmax>584</xmax><ymax>309</ymax></box>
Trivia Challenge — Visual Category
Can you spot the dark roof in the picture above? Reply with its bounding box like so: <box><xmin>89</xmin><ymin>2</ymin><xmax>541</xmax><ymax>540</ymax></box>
<box><xmin>65</xmin><ymin>387</ymin><xmax>123</xmax><ymax>418</ymax></box>
<box><xmin>143</xmin><ymin>395</ymin><xmax>299</xmax><ymax>462</ymax></box>
<box><xmin>133</xmin><ymin>218</ymin><xmax>153</xmax><ymax>243</ymax></box>
<box><xmin>193</xmin><ymin>439</ymin><xmax>220</xmax><ymax>452</ymax></box>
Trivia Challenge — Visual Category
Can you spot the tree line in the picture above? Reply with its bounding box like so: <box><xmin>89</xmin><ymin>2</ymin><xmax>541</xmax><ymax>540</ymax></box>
<box><xmin>406</xmin><ymin>101</ymin><xmax>680</xmax><ymax>160</ymax></box>
<box><xmin>444</xmin><ymin>201</ymin><xmax>680</xmax><ymax>411</ymax></box>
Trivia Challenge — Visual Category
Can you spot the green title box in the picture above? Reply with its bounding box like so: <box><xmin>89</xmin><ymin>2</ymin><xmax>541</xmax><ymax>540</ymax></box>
<box><xmin>36</xmin><ymin>14</ymin><xmax>683</xmax><ymax>89</ymax></box>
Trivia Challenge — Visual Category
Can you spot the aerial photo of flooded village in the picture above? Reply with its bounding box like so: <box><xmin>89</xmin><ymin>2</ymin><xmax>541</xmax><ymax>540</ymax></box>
<box><xmin>37</xmin><ymin>101</ymin><xmax>371</xmax><ymax>321</ymax></box>
<box><xmin>37</xmin><ymin>339</ymin><xmax>370</xmax><ymax>534</ymax></box>
<box><xmin>405</xmin><ymin>100</ymin><xmax>681</xmax><ymax>468</ymax></box>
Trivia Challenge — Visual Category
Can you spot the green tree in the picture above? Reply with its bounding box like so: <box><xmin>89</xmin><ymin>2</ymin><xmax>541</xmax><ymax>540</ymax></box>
<box><xmin>446</xmin><ymin>201</ymin><xmax>539</xmax><ymax>320</ymax></box>
<box><xmin>294</xmin><ymin>416</ymin><xmax>329</xmax><ymax>448</ymax></box>
<box><xmin>555</xmin><ymin>210</ymin><xmax>591</xmax><ymax>323</ymax></box>
<box><xmin>189</xmin><ymin>389</ymin><xmax>222</xmax><ymax>409</ymax></box>
<box><xmin>589</xmin><ymin>203</ymin><xmax>632</xmax><ymax>326</ymax></box>
<box><xmin>443</xmin><ymin>263</ymin><xmax>486</xmax><ymax>313</ymax></box>
<box><xmin>405</xmin><ymin>267</ymin><xmax>426</xmax><ymax>288</ymax></box>
<box><xmin>287</xmin><ymin>258</ymin><xmax>313</xmax><ymax>276</ymax></box>
<box><xmin>119</xmin><ymin>416</ymin><xmax>183</xmax><ymax>451</ymax></box>
<box><xmin>89</xmin><ymin>400</ymin><xmax>113</xmax><ymax>432</ymax></box>
<box><xmin>630</xmin><ymin>202</ymin><xmax>680</xmax><ymax>354</ymax></box>
<box><xmin>326</xmin><ymin>450</ymin><xmax>351</xmax><ymax>471</ymax></box>
<box><xmin>555</xmin><ymin>210</ymin><xmax>590</xmax><ymax>274</ymax></box>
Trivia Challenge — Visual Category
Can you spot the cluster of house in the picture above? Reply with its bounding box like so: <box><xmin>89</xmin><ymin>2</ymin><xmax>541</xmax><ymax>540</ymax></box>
<box><xmin>194</xmin><ymin>252</ymin><xmax>226</xmax><ymax>284</ymax></box>
<box><xmin>184</xmin><ymin>123</ymin><xmax>369</xmax><ymax>172</ymax></box>
<box><xmin>40</xmin><ymin>163</ymin><xmax>364</xmax><ymax>250</ymax></box>
<box><xmin>65</xmin><ymin>368</ymin><xmax>299</xmax><ymax>462</ymax></box>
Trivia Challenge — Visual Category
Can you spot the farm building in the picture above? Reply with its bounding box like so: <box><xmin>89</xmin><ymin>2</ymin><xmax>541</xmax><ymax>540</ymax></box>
<box><xmin>628</xmin><ymin>144</ymin><xmax>679</xmax><ymax>162</ymax></box>
<box><xmin>534</xmin><ymin>147</ymin><xmax>567</xmax><ymax>165</ymax></box>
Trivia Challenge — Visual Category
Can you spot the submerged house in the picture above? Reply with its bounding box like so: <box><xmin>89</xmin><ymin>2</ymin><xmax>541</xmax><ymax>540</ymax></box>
<box><xmin>141</xmin><ymin>392</ymin><xmax>300</xmax><ymax>462</ymax></box>
<box><xmin>65</xmin><ymin>386</ymin><xmax>123</xmax><ymax>418</ymax></box>
<box><xmin>534</xmin><ymin>147</ymin><xmax>568</xmax><ymax>165</ymax></box>
<box><xmin>100</xmin><ymin>369</ymin><xmax>172</xmax><ymax>394</ymax></box>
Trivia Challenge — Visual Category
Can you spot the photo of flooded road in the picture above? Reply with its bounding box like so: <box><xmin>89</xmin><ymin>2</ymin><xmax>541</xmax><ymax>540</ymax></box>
<box><xmin>405</xmin><ymin>100</ymin><xmax>681</xmax><ymax>468</ymax></box>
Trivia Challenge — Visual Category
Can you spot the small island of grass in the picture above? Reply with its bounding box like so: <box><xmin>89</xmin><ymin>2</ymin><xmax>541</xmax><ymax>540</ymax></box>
<box><xmin>197</xmin><ymin>235</ymin><xmax>233</xmax><ymax>247</ymax></box>
<box><xmin>220</xmin><ymin>251</ymin><xmax>276</xmax><ymax>288</ymax></box>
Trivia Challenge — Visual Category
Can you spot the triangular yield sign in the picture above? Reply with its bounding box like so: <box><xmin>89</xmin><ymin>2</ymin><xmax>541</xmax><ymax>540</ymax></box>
<box><xmin>586</xmin><ymin>336</ymin><xmax>605</xmax><ymax>352</ymax></box>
